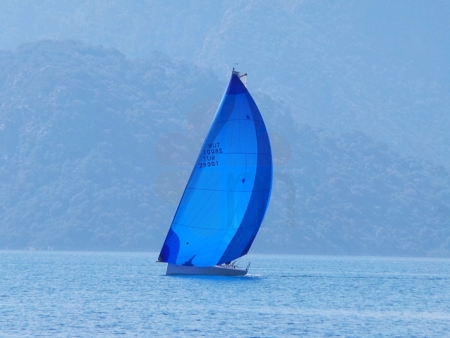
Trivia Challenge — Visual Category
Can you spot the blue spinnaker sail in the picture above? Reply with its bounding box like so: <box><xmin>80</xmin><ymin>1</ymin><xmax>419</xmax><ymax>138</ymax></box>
<box><xmin>158</xmin><ymin>71</ymin><xmax>272</xmax><ymax>267</ymax></box>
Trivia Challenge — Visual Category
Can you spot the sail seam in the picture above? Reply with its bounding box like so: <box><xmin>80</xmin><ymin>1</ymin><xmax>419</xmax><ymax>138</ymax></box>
<box><xmin>185</xmin><ymin>187</ymin><xmax>270</xmax><ymax>192</ymax></box>
<box><xmin>172</xmin><ymin>222</ymin><xmax>260</xmax><ymax>230</ymax></box>
<box><xmin>206</xmin><ymin>152</ymin><xmax>269</xmax><ymax>155</ymax></box>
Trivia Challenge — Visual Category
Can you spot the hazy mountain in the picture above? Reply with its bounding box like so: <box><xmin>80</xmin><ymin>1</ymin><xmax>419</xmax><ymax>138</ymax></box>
<box><xmin>1</xmin><ymin>1</ymin><xmax>449</xmax><ymax>169</ymax></box>
<box><xmin>0</xmin><ymin>40</ymin><xmax>222</xmax><ymax>251</ymax></box>
<box><xmin>1</xmin><ymin>41</ymin><xmax>449</xmax><ymax>256</ymax></box>
<box><xmin>198</xmin><ymin>1</ymin><xmax>450</xmax><ymax>169</ymax></box>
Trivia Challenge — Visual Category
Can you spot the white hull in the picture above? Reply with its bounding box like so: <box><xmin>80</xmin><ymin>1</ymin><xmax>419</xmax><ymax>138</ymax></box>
<box><xmin>166</xmin><ymin>263</ymin><xmax>248</xmax><ymax>276</ymax></box>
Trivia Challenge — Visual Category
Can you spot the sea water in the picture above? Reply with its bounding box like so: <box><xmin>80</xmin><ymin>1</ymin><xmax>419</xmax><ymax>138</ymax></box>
<box><xmin>1</xmin><ymin>252</ymin><xmax>449</xmax><ymax>337</ymax></box>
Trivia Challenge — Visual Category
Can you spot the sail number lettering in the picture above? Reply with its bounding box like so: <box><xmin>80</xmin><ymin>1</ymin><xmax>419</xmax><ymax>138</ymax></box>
<box><xmin>203</xmin><ymin>142</ymin><xmax>223</xmax><ymax>155</ymax></box>
<box><xmin>203</xmin><ymin>148</ymin><xmax>222</xmax><ymax>155</ymax></box>
<box><xmin>199</xmin><ymin>160</ymin><xmax>219</xmax><ymax>168</ymax></box>
<box><xmin>198</xmin><ymin>142</ymin><xmax>222</xmax><ymax>169</ymax></box>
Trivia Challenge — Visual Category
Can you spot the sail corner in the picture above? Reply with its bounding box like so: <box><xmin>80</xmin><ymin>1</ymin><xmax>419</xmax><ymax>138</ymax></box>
<box><xmin>232</xmin><ymin>68</ymin><xmax>247</xmax><ymax>87</ymax></box>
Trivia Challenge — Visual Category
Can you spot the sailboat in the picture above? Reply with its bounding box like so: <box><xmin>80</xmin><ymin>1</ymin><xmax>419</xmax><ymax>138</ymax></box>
<box><xmin>158</xmin><ymin>69</ymin><xmax>273</xmax><ymax>276</ymax></box>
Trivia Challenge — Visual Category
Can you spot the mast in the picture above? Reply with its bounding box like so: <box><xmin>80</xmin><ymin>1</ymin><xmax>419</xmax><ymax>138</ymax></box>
<box><xmin>232</xmin><ymin>68</ymin><xmax>247</xmax><ymax>87</ymax></box>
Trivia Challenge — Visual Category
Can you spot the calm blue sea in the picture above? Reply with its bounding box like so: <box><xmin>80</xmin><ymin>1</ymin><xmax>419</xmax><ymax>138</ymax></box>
<box><xmin>1</xmin><ymin>252</ymin><xmax>450</xmax><ymax>337</ymax></box>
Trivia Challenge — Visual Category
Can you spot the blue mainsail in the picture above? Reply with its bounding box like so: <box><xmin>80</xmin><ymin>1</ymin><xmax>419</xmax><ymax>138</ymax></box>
<box><xmin>158</xmin><ymin>71</ymin><xmax>272</xmax><ymax>267</ymax></box>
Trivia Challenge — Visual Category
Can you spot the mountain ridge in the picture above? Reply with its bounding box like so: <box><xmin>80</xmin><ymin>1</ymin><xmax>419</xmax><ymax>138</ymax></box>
<box><xmin>1</xmin><ymin>40</ymin><xmax>449</xmax><ymax>256</ymax></box>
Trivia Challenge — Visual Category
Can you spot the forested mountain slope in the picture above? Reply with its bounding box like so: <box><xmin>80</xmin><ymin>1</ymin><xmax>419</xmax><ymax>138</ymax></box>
<box><xmin>1</xmin><ymin>1</ymin><xmax>449</xmax><ymax>168</ymax></box>
<box><xmin>1</xmin><ymin>41</ymin><xmax>449</xmax><ymax>256</ymax></box>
